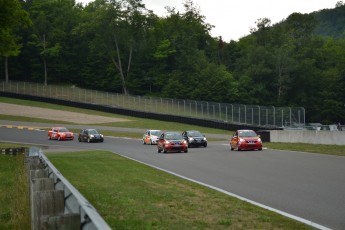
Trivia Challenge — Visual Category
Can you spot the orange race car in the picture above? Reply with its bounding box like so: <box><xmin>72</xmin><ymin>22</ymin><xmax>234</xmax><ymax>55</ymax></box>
<box><xmin>48</xmin><ymin>127</ymin><xmax>74</xmax><ymax>141</ymax></box>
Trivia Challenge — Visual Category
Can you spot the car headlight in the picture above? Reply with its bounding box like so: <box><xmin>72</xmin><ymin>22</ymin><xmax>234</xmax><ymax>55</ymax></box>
<box><xmin>189</xmin><ymin>137</ymin><xmax>194</xmax><ymax>141</ymax></box>
<box><xmin>182</xmin><ymin>140</ymin><xmax>187</xmax><ymax>144</ymax></box>
<box><xmin>258</xmin><ymin>138</ymin><xmax>262</xmax><ymax>142</ymax></box>
<box><xmin>203</xmin><ymin>137</ymin><xmax>207</xmax><ymax>141</ymax></box>
<box><xmin>165</xmin><ymin>141</ymin><xmax>170</xmax><ymax>144</ymax></box>
<box><xmin>90</xmin><ymin>135</ymin><xmax>94</xmax><ymax>138</ymax></box>
<box><xmin>238</xmin><ymin>138</ymin><xmax>245</xmax><ymax>143</ymax></box>
<box><xmin>100</xmin><ymin>134</ymin><xmax>103</xmax><ymax>138</ymax></box>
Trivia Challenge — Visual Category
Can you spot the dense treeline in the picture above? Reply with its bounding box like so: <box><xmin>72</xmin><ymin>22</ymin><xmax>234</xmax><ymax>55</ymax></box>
<box><xmin>1</xmin><ymin>0</ymin><xmax>345</xmax><ymax>124</ymax></box>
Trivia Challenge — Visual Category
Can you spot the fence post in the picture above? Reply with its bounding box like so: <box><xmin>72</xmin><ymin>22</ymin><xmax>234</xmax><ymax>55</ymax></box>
<box><xmin>33</xmin><ymin>190</ymin><xmax>65</xmax><ymax>229</ymax></box>
<box><xmin>41</xmin><ymin>214</ymin><xmax>80</xmax><ymax>230</ymax></box>
<box><xmin>26</xmin><ymin>150</ymin><xmax>81</xmax><ymax>230</ymax></box>
<box><xmin>244</xmin><ymin>105</ymin><xmax>247</xmax><ymax>124</ymax></box>
<box><xmin>225</xmin><ymin>105</ymin><xmax>228</xmax><ymax>122</ymax></box>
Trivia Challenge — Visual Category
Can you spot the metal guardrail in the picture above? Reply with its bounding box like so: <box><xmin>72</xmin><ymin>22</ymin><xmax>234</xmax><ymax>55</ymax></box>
<box><xmin>29</xmin><ymin>147</ymin><xmax>111</xmax><ymax>230</ymax></box>
<box><xmin>0</xmin><ymin>80</ymin><xmax>305</xmax><ymax>128</ymax></box>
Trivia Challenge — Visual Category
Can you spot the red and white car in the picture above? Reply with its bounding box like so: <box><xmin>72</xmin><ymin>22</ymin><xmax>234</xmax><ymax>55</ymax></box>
<box><xmin>143</xmin><ymin>130</ymin><xmax>162</xmax><ymax>145</ymax></box>
<box><xmin>230</xmin><ymin>129</ymin><xmax>262</xmax><ymax>151</ymax></box>
<box><xmin>48</xmin><ymin>127</ymin><xmax>74</xmax><ymax>141</ymax></box>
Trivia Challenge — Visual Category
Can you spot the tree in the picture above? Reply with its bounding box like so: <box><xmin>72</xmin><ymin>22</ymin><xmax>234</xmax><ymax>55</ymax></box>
<box><xmin>0</xmin><ymin>0</ymin><xmax>31</xmax><ymax>83</ymax></box>
<box><xmin>27</xmin><ymin>0</ymin><xmax>78</xmax><ymax>86</ymax></box>
<box><xmin>77</xmin><ymin>0</ymin><xmax>150</xmax><ymax>95</ymax></box>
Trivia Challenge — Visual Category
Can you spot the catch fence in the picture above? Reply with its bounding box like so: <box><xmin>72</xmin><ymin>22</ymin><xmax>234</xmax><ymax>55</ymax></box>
<box><xmin>0</xmin><ymin>81</ymin><xmax>305</xmax><ymax>128</ymax></box>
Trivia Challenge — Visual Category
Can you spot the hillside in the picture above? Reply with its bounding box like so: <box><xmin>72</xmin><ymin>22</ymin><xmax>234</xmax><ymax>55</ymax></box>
<box><xmin>313</xmin><ymin>3</ymin><xmax>345</xmax><ymax>38</ymax></box>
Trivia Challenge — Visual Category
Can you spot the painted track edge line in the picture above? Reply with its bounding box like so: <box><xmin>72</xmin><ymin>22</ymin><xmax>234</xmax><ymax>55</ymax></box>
<box><xmin>112</xmin><ymin>151</ymin><xmax>332</xmax><ymax>230</ymax></box>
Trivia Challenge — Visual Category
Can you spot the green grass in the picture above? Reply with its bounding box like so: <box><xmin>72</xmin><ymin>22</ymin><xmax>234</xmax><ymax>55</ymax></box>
<box><xmin>0</xmin><ymin>147</ymin><xmax>30</xmax><ymax>230</ymax></box>
<box><xmin>47</xmin><ymin>150</ymin><xmax>313</xmax><ymax>230</ymax></box>
<box><xmin>265</xmin><ymin>142</ymin><xmax>345</xmax><ymax>156</ymax></box>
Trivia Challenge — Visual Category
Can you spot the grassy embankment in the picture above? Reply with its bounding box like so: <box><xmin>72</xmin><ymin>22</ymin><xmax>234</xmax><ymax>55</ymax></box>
<box><xmin>0</xmin><ymin>145</ymin><xmax>30</xmax><ymax>230</ymax></box>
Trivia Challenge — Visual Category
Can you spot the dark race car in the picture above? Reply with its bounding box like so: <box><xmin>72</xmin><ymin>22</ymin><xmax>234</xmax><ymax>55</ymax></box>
<box><xmin>78</xmin><ymin>129</ymin><xmax>104</xmax><ymax>143</ymax></box>
<box><xmin>182</xmin><ymin>130</ymin><xmax>207</xmax><ymax>147</ymax></box>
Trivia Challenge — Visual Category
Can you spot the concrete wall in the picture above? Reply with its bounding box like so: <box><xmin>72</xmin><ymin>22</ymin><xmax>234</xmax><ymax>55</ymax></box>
<box><xmin>270</xmin><ymin>130</ymin><xmax>345</xmax><ymax>145</ymax></box>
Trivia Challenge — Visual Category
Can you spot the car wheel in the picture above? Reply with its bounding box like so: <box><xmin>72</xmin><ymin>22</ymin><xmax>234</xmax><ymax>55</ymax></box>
<box><xmin>48</xmin><ymin>135</ymin><xmax>51</xmax><ymax>140</ymax></box>
<box><xmin>58</xmin><ymin>136</ymin><xmax>61</xmax><ymax>141</ymax></box>
<box><xmin>163</xmin><ymin>148</ymin><xmax>167</xmax><ymax>153</ymax></box>
<box><xmin>203</xmin><ymin>143</ymin><xmax>207</xmax><ymax>147</ymax></box>
<box><xmin>184</xmin><ymin>149</ymin><xmax>188</xmax><ymax>153</ymax></box>
<box><xmin>78</xmin><ymin>137</ymin><xmax>81</xmax><ymax>142</ymax></box>
<box><xmin>143</xmin><ymin>140</ymin><xmax>146</xmax><ymax>145</ymax></box>
<box><xmin>150</xmin><ymin>139</ymin><xmax>153</xmax><ymax>145</ymax></box>
<box><xmin>230</xmin><ymin>146</ymin><xmax>234</xmax><ymax>151</ymax></box>
<box><xmin>258</xmin><ymin>148</ymin><xmax>262</xmax><ymax>151</ymax></box>
<box><xmin>158</xmin><ymin>147</ymin><xmax>161</xmax><ymax>153</ymax></box>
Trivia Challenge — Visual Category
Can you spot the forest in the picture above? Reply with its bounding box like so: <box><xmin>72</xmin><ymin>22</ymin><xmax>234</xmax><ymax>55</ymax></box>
<box><xmin>1</xmin><ymin>0</ymin><xmax>345</xmax><ymax>124</ymax></box>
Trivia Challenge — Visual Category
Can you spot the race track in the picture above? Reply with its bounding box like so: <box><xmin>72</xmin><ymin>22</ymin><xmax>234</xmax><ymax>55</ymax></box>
<box><xmin>1</xmin><ymin>126</ymin><xmax>344</xmax><ymax>230</ymax></box>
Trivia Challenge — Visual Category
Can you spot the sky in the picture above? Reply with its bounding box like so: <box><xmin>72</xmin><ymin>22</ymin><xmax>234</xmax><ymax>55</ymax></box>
<box><xmin>77</xmin><ymin>0</ymin><xmax>339</xmax><ymax>41</ymax></box>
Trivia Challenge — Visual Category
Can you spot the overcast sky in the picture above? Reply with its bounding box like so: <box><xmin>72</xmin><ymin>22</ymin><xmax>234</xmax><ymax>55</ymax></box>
<box><xmin>78</xmin><ymin>0</ymin><xmax>339</xmax><ymax>41</ymax></box>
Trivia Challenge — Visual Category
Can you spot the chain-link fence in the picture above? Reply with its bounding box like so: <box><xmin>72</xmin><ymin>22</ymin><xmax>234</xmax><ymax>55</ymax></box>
<box><xmin>0</xmin><ymin>81</ymin><xmax>305</xmax><ymax>128</ymax></box>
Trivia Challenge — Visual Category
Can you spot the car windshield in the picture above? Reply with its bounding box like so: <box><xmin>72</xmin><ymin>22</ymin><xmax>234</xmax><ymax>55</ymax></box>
<box><xmin>59</xmin><ymin>128</ymin><xmax>69</xmax><ymax>132</ymax></box>
<box><xmin>188</xmin><ymin>131</ymin><xmax>203</xmax><ymax>137</ymax></box>
<box><xmin>238</xmin><ymin>131</ymin><xmax>257</xmax><ymax>137</ymax></box>
<box><xmin>88</xmin><ymin>129</ymin><xmax>98</xmax><ymax>134</ymax></box>
<box><xmin>165</xmin><ymin>133</ymin><xmax>182</xmax><ymax>140</ymax></box>
<box><xmin>151</xmin><ymin>130</ymin><xmax>162</xmax><ymax>136</ymax></box>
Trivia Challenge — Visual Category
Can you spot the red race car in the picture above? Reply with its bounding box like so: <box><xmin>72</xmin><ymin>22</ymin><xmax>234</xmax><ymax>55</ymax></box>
<box><xmin>230</xmin><ymin>129</ymin><xmax>262</xmax><ymax>151</ymax></box>
<box><xmin>157</xmin><ymin>132</ymin><xmax>188</xmax><ymax>153</ymax></box>
<box><xmin>48</xmin><ymin>127</ymin><xmax>74</xmax><ymax>141</ymax></box>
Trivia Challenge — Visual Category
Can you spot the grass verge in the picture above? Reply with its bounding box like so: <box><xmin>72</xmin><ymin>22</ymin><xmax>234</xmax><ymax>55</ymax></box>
<box><xmin>46</xmin><ymin>150</ymin><xmax>313</xmax><ymax>229</ymax></box>
<box><xmin>0</xmin><ymin>147</ymin><xmax>30</xmax><ymax>230</ymax></box>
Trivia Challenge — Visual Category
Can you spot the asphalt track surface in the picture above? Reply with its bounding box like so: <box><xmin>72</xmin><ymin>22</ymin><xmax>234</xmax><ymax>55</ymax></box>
<box><xmin>1</xmin><ymin>125</ymin><xmax>344</xmax><ymax>230</ymax></box>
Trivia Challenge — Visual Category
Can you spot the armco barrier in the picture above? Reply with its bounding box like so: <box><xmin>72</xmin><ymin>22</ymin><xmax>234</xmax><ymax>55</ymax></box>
<box><xmin>27</xmin><ymin>147</ymin><xmax>111</xmax><ymax>230</ymax></box>
<box><xmin>0</xmin><ymin>91</ymin><xmax>280</xmax><ymax>131</ymax></box>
